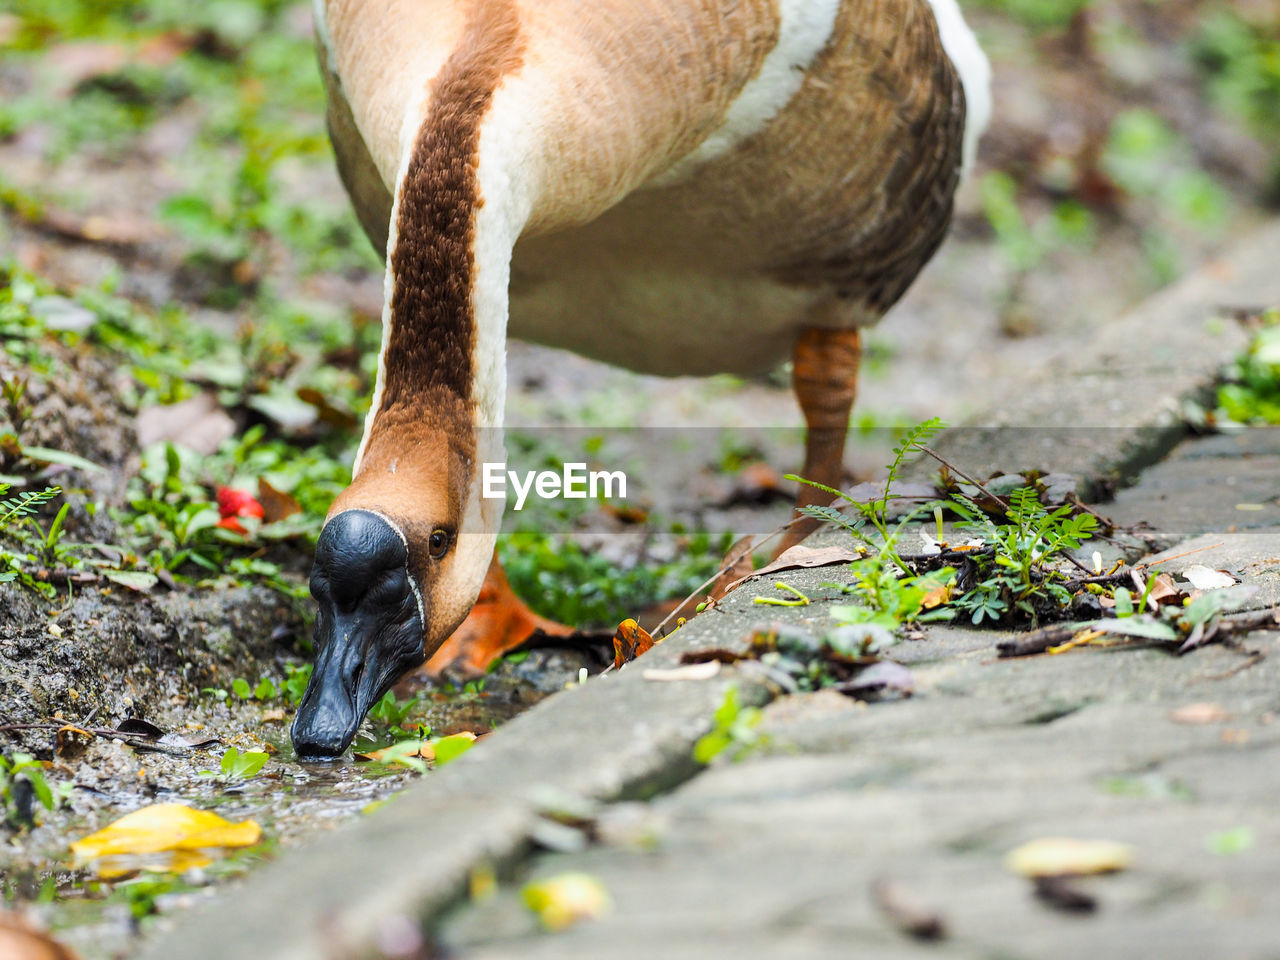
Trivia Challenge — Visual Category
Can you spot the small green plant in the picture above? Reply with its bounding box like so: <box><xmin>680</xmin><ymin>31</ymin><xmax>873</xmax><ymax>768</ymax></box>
<box><xmin>973</xmin><ymin>0</ymin><xmax>1091</xmax><ymax>31</ymax></box>
<box><xmin>794</xmin><ymin>419</ymin><xmax>1098</xmax><ymax>630</ymax></box>
<box><xmin>204</xmin><ymin>747</ymin><xmax>269</xmax><ymax>781</ymax></box>
<box><xmin>281</xmin><ymin>662</ymin><xmax>313</xmax><ymax>705</ymax></box>
<box><xmin>950</xmin><ymin>487</ymin><xmax>1097</xmax><ymax>625</ymax></box>
<box><xmin>366</xmin><ymin>690</ymin><xmax>422</xmax><ymax>729</ymax></box>
<box><xmin>1</xmin><ymin>752</ymin><xmax>64</xmax><ymax>828</ymax></box>
<box><xmin>693</xmin><ymin>686</ymin><xmax>766</xmax><ymax>764</ymax></box>
<box><xmin>1217</xmin><ymin>309</ymin><xmax>1280</xmax><ymax>424</ymax></box>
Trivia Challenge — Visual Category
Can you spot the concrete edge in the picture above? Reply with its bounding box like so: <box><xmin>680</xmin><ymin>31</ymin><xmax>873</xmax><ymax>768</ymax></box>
<box><xmin>137</xmin><ymin>589</ymin><xmax>783</xmax><ymax>960</ymax></box>
<box><xmin>141</xmin><ymin>219</ymin><xmax>1280</xmax><ymax>959</ymax></box>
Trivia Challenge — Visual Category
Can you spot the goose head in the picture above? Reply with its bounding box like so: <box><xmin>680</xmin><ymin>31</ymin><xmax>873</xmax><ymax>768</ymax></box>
<box><xmin>291</xmin><ymin>413</ymin><xmax>497</xmax><ymax>758</ymax></box>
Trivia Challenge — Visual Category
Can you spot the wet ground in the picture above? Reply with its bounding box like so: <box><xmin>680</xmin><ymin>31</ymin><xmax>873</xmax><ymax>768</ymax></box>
<box><xmin>1</xmin><ymin>641</ymin><xmax>600</xmax><ymax>960</ymax></box>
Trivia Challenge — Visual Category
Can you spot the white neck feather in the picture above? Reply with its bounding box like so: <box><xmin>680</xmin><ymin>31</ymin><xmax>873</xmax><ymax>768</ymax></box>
<box><xmin>925</xmin><ymin>0</ymin><xmax>991</xmax><ymax>177</ymax></box>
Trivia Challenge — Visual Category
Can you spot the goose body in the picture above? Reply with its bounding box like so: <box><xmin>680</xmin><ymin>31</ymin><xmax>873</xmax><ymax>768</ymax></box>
<box><xmin>292</xmin><ymin>0</ymin><xmax>989</xmax><ymax>756</ymax></box>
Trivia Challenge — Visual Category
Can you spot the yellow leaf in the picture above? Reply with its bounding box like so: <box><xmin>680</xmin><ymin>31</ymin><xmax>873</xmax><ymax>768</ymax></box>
<box><xmin>522</xmin><ymin>872</ymin><xmax>612</xmax><ymax>930</ymax></box>
<box><xmin>1004</xmin><ymin>837</ymin><xmax>1133</xmax><ymax>878</ymax></box>
<box><xmin>355</xmin><ymin>741</ymin><xmax>435</xmax><ymax>763</ymax></box>
<box><xmin>920</xmin><ymin>583</ymin><xmax>952</xmax><ymax>610</ymax></box>
<box><xmin>70</xmin><ymin>803</ymin><xmax>261</xmax><ymax>868</ymax></box>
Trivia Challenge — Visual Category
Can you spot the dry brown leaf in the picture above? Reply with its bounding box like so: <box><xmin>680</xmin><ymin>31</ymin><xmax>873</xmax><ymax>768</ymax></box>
<box><xmin>1004</xmin><ymin>838</ymin><xmax>1133</xmax><ymax>878</ymax></box>
<box><xmin>870</xmin><ymin>878</ymin><xmax>946</xmax><ymax>941</ymax></box>
<box><xmin>1170</xmin><ymin>702</ymin><xmax>1229</xmax><ymax>725</ymax></box>
<box><xmin>295</xmin><ymin>387</ymin><xmax>359</xmax><ymax>431</ymax></box>
<box><xmin>1145</xmin><ymin>573</ymin><xmax>1183</xmax><ymax>605</ymax></box>
<box><xmin>612</xmin><ymin>619</ymin><xmax>655</xmax><ymax>669</ymax></box>
<box><xmin>724</xmin><ymin>544</ymin><xmax>862</xmax><ymax>594</ymax></box>
<box><xmin>256</xmin><ymin>477</ymin><xmax>302</xmax><ymax>524</ymax></box>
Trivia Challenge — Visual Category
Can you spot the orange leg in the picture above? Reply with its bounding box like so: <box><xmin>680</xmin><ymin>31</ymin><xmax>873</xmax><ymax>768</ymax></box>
<box><xmin>775</xmin><ymin>326</ymin><xmax>862</xmax><ymax>557</ymax></box>
<box><xmin>424</xmin><ymin>552</ymin><xmax>572</xmax><ymax>676</ymax></box>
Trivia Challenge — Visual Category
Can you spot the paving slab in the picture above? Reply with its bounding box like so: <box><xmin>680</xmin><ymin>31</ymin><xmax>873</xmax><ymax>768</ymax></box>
<box><xmin>139</xmin><ymin>222</ymin><xmax>1280</xmax><ymax>959</ymax></box>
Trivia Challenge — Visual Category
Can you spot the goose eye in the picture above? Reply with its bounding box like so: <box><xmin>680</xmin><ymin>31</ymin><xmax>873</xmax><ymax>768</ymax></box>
<box><xmin>428</xmin><ymin>529</ymin><xmax>450</xmax><ymax>559</ymax></box>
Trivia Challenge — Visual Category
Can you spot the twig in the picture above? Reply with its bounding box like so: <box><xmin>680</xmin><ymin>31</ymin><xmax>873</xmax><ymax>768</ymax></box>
<box><xmin>0</xmin><ymin>722</ymin><xmax>150</xmax><ymax>739</ymax></box>
<box><xmin>1063</xmin><ymin>569</ymin><xmax>1134</xmax><ymax>590</ymax></box>
<box><xmin>917</xmin><ymin>445</ymin><xmax>1008</xmax><ymax>510</ymax></box>
<box><xmin>996</xmin><ymin>625</ymin><xmax>1080</xmax><ymax>658</ymax></box>
<box><xmin>1209</xmin><ymin>608</ymin><xmax>1280</xmax><ymax>643</ymax></box>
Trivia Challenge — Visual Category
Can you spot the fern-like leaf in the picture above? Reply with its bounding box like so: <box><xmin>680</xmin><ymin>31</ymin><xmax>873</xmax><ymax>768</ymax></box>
<box><xmin>0</xmin><ymin>485</ymin><xmax>61</xmax><ymax>528</ymax></box>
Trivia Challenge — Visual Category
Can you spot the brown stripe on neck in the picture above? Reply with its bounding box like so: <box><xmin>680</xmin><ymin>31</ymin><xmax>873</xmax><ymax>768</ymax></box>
<box><xmin>380</xmin><ymin>0</ymin><xmax>524</xmax><ymax>412</ymax></box>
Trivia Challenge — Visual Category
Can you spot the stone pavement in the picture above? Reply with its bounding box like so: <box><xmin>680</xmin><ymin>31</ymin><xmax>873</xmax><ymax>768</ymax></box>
<box><xmin>138</xmin><ymin>228</ymin><xmax>1280</xmax><ymax>960</ymax></box>
<box><xmin>442</xmin><ymin>432</ymin><xmax>1280</xmax><ymax>958</ymax></box>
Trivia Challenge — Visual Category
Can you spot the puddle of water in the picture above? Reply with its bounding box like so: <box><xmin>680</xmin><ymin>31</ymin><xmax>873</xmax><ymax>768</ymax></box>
<box><xmin>0</xmin><ymin>648</ymin><xmax>599</xmax><ymax>959</ymax></box>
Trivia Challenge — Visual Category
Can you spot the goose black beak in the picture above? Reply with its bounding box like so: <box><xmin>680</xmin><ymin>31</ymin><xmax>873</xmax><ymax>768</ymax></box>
<box><xmin>291</xmin><ymin>510</ymin><xmax>424</xmax><ymax>759</ymax></box>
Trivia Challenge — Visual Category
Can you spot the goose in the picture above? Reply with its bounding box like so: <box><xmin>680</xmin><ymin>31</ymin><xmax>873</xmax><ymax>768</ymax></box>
<box><xmin>290</xmin><ymin>0</ymin><xmax>990</xmax><ymax>757</ymax></box>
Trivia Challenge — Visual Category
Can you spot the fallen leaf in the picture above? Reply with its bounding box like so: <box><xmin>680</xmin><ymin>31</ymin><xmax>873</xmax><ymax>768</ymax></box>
<box><xmin>117</xmin><ymin>717</ymin><xmax>218</xmax><ymax>750</ymax></box>
<box><xmin>1181</xmin><ymin>565</ymin><xmax>1238</xmax><ymax>591</ymax></box>
<box><xmin>55</xmin><ymin>725</ymin><xmax>94</xmax><ymax>759</ymax></box>
<box><xmin>103</xmin><ymin>570</ymin><xmax>158</xmax><ymax>592</ymax></box>
<box><xmin>920</xmin><ymin>582</ymin><xmax>952</xmax><ymax>610</ymax></box>
<box><xmin>1033</xmin><ymin>876</ymin><xmax>1097</xmax><ymax>914</ymax></box>
<box><xmin>1170</xmin><ymin>702</ymin><xmax>1229</xmax><ymax>725</ymax></box>
<box><xmin>837</xmin><ymin>661</ymin><xmax>915</xmax><ymax>699</ymax></box>
<box><xmin>71</xmin><ymin>803</ymin><xmax>261</xmax><ymax>876</ymax></box>
<box><xmin>356</xmin><ymin>741</ymin><xmax>435</xmax><ymax>763</ymax></box>
<box><xmin>870</xmin><ymin>878</ymin><xmax>946</xmax><ymax>940</ymax></box>
<box><xmin>1145</xmin><ymin>573</ymin><xmax>1183</xmax><ymax>606</ymax></box>
<box><xmin>522</xmin><ymin>872</ymin><xmax>612</xmax><ymax>930</ymax></box>
<box><xmin>680</xmin><ymin>648</ymin><xmax>748</xmax><ymax>665</ymax></box>
<box><xmin>135</xmin><ymin>393</ymin><xmax>235</xmax><ymax>455</ymax></box>
<box><xmin>1090</xmin><ymin>618</ymin><xmax>1178</xmax><ymax>642</ymax></box>
<box><xmin>724</xmin><ymin>544</ymin><xmax>863</xmax><ymax>594</ymax></box>
<box><xmin>261</xmin><ymin>708</ymin><xmax>285</xmax><ymax>723</ymax></box>
<box><xmin>0</xmin><ymin>912</ymin><xmax>80</xmax><ymax>960</ymax></box>
<box><xmin>613</xmin><ymin>618</ymin><xmax>655</xmax><ymax>669</ymax></box>
<box><xmin>256</xmin><ymin>477</ymin><xmax>301</xmax><ymax>524</ymax></box>
<box><xmin>433</xmin><ymin>732</ymin><xmax>477</xmax><ymax>765</ymax></box>
<box><xmin>295</xmin><ymin>386</ymin><xmax>359</xmax><ymax>431</ymax></box>
<box><xmin>718</xmin><ymin>462</ymin><xmax>789</xmax><ymax>507</ymax></box>
<box><xmin>1004</xmin><ymin>838</ymin><xmax>1133</xmax><ymax>878</ymax></box>
<box><xmin>642</xmin><ymin>661</ymin><xmax>721</xmax><ymax>682</ymax></box>
<box><xmin>600</xmin><ymin>502</ymin><xmax>649</xmax><ymax>524</ymax></box>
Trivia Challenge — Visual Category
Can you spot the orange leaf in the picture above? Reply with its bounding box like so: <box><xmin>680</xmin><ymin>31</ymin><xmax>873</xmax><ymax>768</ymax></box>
<box><xmin>612</xmin><ymin>618</ymin><xmax>655</xmax><ymax>669</ymax></box>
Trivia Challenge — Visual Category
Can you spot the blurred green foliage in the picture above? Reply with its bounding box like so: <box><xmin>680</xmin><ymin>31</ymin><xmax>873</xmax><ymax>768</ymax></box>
<box><xmin>1217</xmin><ymin>309</ymin><xmax>1280</xmax><ymax>424</ymax></box>
<box><xmin>972</xmin><ymin>0</ymin><xmax>1090</xmax><ymax>31</ymax></box>
<box><xmin>1194</xmin><ymin>9</ymin><xmax>1280</xmax><ymax>167</ymax></box>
